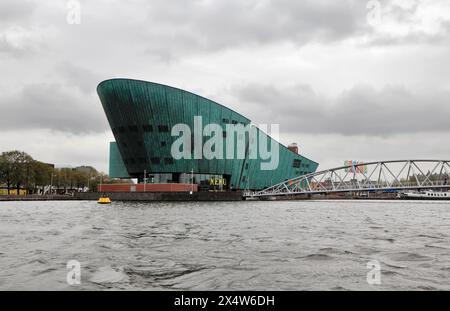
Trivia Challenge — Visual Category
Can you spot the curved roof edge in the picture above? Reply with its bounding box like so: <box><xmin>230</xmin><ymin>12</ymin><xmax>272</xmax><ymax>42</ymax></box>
<box><xmin>97</xmin><ymin>78</ymin><xmax>250</xmax><ymax>123</ymax></box>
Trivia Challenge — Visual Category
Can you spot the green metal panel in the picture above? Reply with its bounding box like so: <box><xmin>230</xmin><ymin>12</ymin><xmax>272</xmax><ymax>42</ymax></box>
<box><xmin>98</xmin><ymin>78</ymin><xmax>319</xmax><ymax>190</ymax></box>
<box><xmin>109</xmin><ymin>141</ymin><xmax>130</xmax><ymax>178</ymax></box>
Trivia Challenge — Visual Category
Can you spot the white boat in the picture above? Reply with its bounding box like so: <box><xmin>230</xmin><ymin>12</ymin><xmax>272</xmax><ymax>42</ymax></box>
<box><xmin>398</xmin><ymin>190</ymin><xmax>450</xmax><ymax>200</ymax></box>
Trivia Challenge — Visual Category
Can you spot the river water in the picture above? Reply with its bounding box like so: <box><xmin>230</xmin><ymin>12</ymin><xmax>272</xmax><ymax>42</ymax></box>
<box><xmin>0</xmin><ymin>200</ymin><xmax>449</xmax><ymax>290</ymax></box>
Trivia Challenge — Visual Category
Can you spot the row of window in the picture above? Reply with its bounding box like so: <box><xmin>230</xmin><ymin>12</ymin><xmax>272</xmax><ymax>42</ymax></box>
<box><xmin>122</xmin><ymin>141</ymin><xmax>168</xmax><ymax>148</ymax></box>
<box><xmin>222</xmin><ymin>118</ymin><xmax>246</xmax><ymax>125</ymax></box>
<box><xmin>244</xmin><ymin>161</ymin><xmax>310</xmax><ymax>172</ymax></box>
<box><xmin>113</xmin><ymin>121</ymin><xmax>249</xmax><ymax>136</ymax></box>
<box><xmin>427</xmin><ymin>192</ymin><xmax>448</xmax><ymax>197</ymax></box>
<box><xmin>112</xmin><ymin>124</ymin><xmax>170</xmax><ymax>135</ymax></box>
<box><xmin>123</xmin><ymin>157</ymin><xmax>174</xmax><ymax>165</ymax></box>
<box><xmin>293</xmin><ymin>159</ymin><xmax>310</xmax><ymax>169</ymax></box>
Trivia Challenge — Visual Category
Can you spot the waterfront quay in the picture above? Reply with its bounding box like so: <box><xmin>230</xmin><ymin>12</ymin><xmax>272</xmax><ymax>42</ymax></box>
<box><xmin>0</xmin><ymin>192</ymin><xmax>244</xmax><ymax>202</ymax></box>
<box><xmin>0</xmin><ymin>195</ymin><xmax>78</xmax><ymax>201</ymax></box>
<box><xmin>0</xmin><ymin>191</ymin><xmax>431</xmax><ymax>202</ymax></box>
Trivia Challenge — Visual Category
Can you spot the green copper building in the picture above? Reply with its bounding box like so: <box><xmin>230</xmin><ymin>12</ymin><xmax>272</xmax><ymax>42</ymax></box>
<box><xmin>98</xmin><ymin>78</ymin><xmax>318</xmax><ymax>191</ymax></box>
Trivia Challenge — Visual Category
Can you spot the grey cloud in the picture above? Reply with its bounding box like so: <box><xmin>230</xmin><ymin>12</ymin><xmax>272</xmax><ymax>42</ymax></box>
<box><xmin>142</xmin><ymin>0</ymin><xmax>370</xmax><ymax>57</ymax></box>
<box><xmin>0</xmin><ymin>33</ymin><xmax>39</xmax><ymax>57</ymax></box>
<box><xmin>0</xmin><ymin>35</ymin><xmax>18</xmax><ymax>54</ymax></box>
<box><xmin>387</xmin><ymin>1</ymin><xmax>420</xmax><ymax>23</ymax></box>
<box><xmin>0</xmin><ymin>0</ymin><xmax>44</xmax><ymax>58</ymax></box>
<box><xmin>55</xmin><ymin>62</ymin><xmax>104</xmax><ymax>94</ymax></box>
<box><xmin>0</xmin><ymin>0</ymin><xmax>35</xmax><ymax>24</ymax></box>
<box><xmin>0</xmin><ymin>83</ymin><xmax>108</xmax><ymax>134</ymax></box>
<box><xmin>234</xmin><ymin>83</ymin><xmax>450</xmax><ymax>136</ymax></box>
<box><xmin>365</xmin><ymin>0</ymin><xmax>450</xmax><ymax>46</ymax></box>
<box><xmin>140</xmin><ymin>0</ymin><xmax>450</xmax><ymax>58</ymax></box>
<box><xmin>366</xmin><ymin>31</ymin><xmax>450</xmax><ymax>46</ymax></box>
<box><xmin>1</xmin><ymin>0</ymin><xmax>443</xmax><ymax>63</ymax></box>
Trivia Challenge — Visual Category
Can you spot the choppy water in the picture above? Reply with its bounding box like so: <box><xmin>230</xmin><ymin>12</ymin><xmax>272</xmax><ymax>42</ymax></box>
<box><xmin>0</xmin><ymin>200</ymin><xmax>450</xmax><ymax>290</ymax></box>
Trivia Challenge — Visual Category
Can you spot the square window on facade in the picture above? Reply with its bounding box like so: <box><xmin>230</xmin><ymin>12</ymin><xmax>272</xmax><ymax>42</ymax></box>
<box><xmin>293</xmin><ymin>159</ymin><xmax>301</xmax><ymax>168</ymax></box>
<box><xmin>138</xmin><ymin>157</ymin><xmax>147</xmax><ymax>163</ymax></box>
<box><xmin>164</xmin><ymin>158</ymin><xmax>174</xmax><ymax>165</ymax></box>
<box><xmin>158</xmin><ymin>125</ymin><xmax>169</xmax><ymax>132</ymax></box>
<box><xmin>150</xmin><ymin>157</ymin><xmax>160</xmax><ymax>164</ymax></box>
<box><xmin>142</xmin><ymin>124</ymin><xmax>153</xmax><ymax>132</ymax></box>
<box><xmin>128</xmin><ymin>125</ymin><xmax>138</xmax><ymax>132</ymax></box>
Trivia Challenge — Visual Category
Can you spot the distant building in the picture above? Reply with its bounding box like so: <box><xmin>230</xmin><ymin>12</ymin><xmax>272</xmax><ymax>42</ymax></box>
<box><xmin>288</xmin><ymin>143</ymin><xmax>299</xmax><ymax>154</ymax></box>
<box><xmin>0</xmin><ymin>188</ymin><xmax>27</xmax><ymax>196</ymax></box>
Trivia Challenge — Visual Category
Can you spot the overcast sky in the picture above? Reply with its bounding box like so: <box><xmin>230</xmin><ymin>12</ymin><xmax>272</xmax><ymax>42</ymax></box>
<box><xmin>1</xmin><ymin>0</ymin><xmax>450</xmax><ymax>172</ymax></box>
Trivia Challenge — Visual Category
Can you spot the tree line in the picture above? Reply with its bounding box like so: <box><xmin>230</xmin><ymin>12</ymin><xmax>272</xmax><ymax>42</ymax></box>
<box><xmin>0</xmin><ymin>150</ymin><xmax>107</xmax><ymax>195</ymax></box>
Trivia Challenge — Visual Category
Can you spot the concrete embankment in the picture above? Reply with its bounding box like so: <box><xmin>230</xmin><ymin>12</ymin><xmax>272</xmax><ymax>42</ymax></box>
<box><xmin>1</xmin><ymin>191</ymin><xmax>401</xmax><ymax>202</ymax></box>
<box><xmin>0</xmin><ymin>195</ymin><xmax>77</xmax><ymax>201</ymax></box>
<box><xmin>0</xmin><ymin>191</ymin><xmax>244</xmax><ymax>202</ymax></box>
<box><xmin>3</xmin><ymin>191</ymin><xmax>401</xmax><ymax>202</ymax></box>
<box><xmin>249</xmin><ymin>192</ymin><xmax>399</xmax><ymax>201</ymax></box>
<box><xmin>75</xmin><ymin>191</ymin><xmax>244</xmax><ymax>201</ymax></box>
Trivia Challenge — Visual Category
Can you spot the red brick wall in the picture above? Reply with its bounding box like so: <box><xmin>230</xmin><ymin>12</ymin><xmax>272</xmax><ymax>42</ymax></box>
<box><xmin>98</xmin><ymin>183</ymin><xmax>198</xmax><ymax>193</ymax></box>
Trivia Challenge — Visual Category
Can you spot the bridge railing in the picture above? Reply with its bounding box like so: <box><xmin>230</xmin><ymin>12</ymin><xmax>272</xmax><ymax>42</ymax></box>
<box><xmin>246</xmin><ymin>160</ymin><xmax>450</xmax><ymax>197</ymax></box>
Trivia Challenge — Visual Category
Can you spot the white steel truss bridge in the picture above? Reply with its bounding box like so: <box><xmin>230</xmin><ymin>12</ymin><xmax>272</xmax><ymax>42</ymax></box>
<box><xmin>245</xmin><ymin>160</ymin><xmax>450</xmax><ymax>198</ymax></box>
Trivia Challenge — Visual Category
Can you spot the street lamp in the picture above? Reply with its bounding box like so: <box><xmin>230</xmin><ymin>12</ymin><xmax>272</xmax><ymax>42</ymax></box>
<box><xmin>144</xmin><ymin>169</ymin><xmax>147</xmax><ymax>192</ymax></box>
<box><xmin>50</xmin><ymin>169</ymin><xmax>54</xmax><ymax>195</ymax></box>
<box><xmin>190</xmin><ymin>168</ymin><xmax>194</xmax><ymax>195</ymax></box>
<box><xmin>99</xmin><ymin>174</ymin><xmax>103</xmax><ymax>192</ymax></box>
<box><xmin>87</xmin><ymin>171</ymin><xmax>90</xmax><ymax>192</ymax></box>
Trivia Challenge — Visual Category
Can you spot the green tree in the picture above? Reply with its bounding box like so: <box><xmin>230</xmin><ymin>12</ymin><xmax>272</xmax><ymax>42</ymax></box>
<box><xmin>0</xmin><ymin>150</ymin><xmax>34</xmax><ymax>194</ymax></box>
<box><xmin>1</xmin><ymin>149</ymin><xmax>108</xmax><ymax>195</ymax></box>
<box><xmin>0</xmin><ymin>153</ymin><xmax>12</xmax><ymax>194</ymax></box>
<box><xmin>31</xmin><ymin>161</ymin><xmax>53</xmax><ymax>194</ymax></box>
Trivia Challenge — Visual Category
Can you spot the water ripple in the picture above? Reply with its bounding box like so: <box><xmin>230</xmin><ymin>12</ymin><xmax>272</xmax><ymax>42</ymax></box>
<box><xmin>1</xmin><ymin>200</ymin><xmax>450</xmax><ymax>290</ymax></box>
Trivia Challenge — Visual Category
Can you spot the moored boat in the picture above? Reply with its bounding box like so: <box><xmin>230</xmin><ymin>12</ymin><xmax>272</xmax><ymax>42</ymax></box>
<box><xmin>398</xmin><ymin>190</ymin><xmax>450</xmax><ymax>200</ymax></box>
<box><xmin>97</xmin><ymin>196</ymin><xmax>112</xmax><ymax>204</ymax></box>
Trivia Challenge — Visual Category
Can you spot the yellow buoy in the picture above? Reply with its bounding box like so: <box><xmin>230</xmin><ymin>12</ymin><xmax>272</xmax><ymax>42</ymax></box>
<box><xmin>97</xmin><ymin>197</ymin><xmax>112</xmax><ymax>204</ymax></box>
